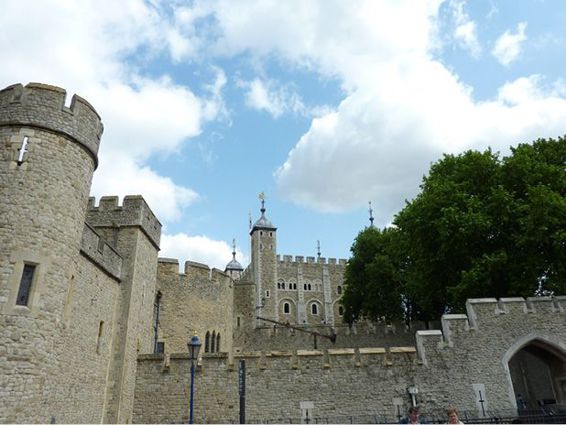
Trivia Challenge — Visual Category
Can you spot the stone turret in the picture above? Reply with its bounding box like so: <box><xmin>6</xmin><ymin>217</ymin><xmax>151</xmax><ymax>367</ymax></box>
<box><xmin>250</xmin><ymin>196</ymin><xmax>278</xmax><ymax>324</ymax></box>
<box><xmin>0</xmin><ymin>83</ymin><xmax>103</xmax><ymax>422</ymax></box>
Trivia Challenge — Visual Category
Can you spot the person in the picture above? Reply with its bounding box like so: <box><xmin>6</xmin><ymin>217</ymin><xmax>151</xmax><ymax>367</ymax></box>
<box><xmin>399</xmin><ymin>406</ymin><xmax>424</xmax><ymax>424</ymax></box>
<box><xmin>446</xmin><ymin>407</ymin><xmax>464</xmax><ymax>424</ymax></box>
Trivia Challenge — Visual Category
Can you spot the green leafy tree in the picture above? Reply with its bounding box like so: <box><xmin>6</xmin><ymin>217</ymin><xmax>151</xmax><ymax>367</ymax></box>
<box><xmin>342</xmin><ymin>137</ymin><xmax>566</xmax><ymax>322</ymax></box>
<box><xmin>342</xmin><ymin>226</ymin><xmax>406</xmax><ymax>323</ymax></box>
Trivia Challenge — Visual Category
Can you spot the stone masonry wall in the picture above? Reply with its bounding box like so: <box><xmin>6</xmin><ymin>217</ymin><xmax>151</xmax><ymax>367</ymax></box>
<box><xmin>48</xmin><ymin>254</ymin><xmax>120</xmax><ymax>423</ymax></box>
<box><xmin>133</xmin><ymin>297</ymin><xmax>566</xmax><ymax>424</ymax></box>
<box><xmin>156</xmin><ymin>259</ymin><xmax>234</xmax><ymax>355</ymax></box>
<box><xmin>0</xmin><ymin>82</ymin><xmax>101</xmax><ymax>423</ymax></box>
<box><xmin>234</xmin><ymin>320</ymin><xmax>435</xmax><ymax>352</ymax></box>
<box><xmin>100</xmin><ymin>226</ymin><xmax>159</xmax><ymax>424</ymax></box>
<box><xmin>276</xmin><ymin>258</ymin><xmax>345</xmax><ymax>326</ymax></box>
<box><xmin>133</xmin><ymin>348</ymin><xmax>420</xmax><ymax>424</ymax></box>
<box><xmin>416</xmin><ymin>296</ymin><xmax>566</xmax><ymax>417</ymax></box>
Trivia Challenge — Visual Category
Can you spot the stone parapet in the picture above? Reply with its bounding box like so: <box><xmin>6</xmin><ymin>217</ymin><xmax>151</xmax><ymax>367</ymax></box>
<box><xmin>0</xmin><ymin>83</ymin><xmax>103</xmax><ymax>166</ymax></box>
<box><xmin>80</xmin><ymin>223</ymin><xmax>122</xmax><ymax>280</ymax></box>
<box><xmin>277</xmin><ymin>254</ymin><xmax>348</xmax><ymax>265</ymax></box>
<box><xmin>86</xmin><ymin>196</ymin><xmax>161</xmax><ymax>248</ymax></box>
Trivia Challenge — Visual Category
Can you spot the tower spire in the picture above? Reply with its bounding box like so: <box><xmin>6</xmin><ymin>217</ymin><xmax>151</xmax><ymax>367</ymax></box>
<box><xmin>317</xmin><ymin>240</ymin><xmax>321</xmax><ymax>259</ymax></box>
<box><xmin>232</xmin><ymin>238</ymin><xmax>237</xmax><ymax>260</ymax></box>
<box><xmin>368</xmin><ymin>201</ymin><xmax>375</xmax><ymax>228</ymax></box>
<box><xmin>259</xmin><ymin>192</ymin><xmax>266</xmax><ymax>217</ymax></box>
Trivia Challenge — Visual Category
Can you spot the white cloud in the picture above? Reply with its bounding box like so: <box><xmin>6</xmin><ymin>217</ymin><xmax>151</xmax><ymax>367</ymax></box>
<box><xmin>0</xmin><ymin>0</ymin><xmax>240</xmax><ymax>261</ymax></box>
<box><xmin>238</xmin><ymin>78</ymin><xmax>306</xmax><ymax>118</ymax></box>
<box><xmin>451</xmin><ymin>0</ymin><xmax>482</xmax><ymax>58</ymax></box>
<box><xmin>160</xmin><ymin>233</ymin><xmax>248</xmax><ymax>271</ymax></box>
<box><xmin>0</xmin><ymin>0</ymin><xmax>227</xmax><ymax>225</ymax></box>
<box><xmin>492</xmin><ymin>22</ymin><xmax>528</xmax><ymax>66</ymax></box>
<box><xmin>91</xmin><ymin>156</ymin><xmax>198</xmax><ymax>222</ymax></box>
<box><xmin>177</xmin><ymin>1</ymin><xmax>566</xmax><ymax>220</ymax></box>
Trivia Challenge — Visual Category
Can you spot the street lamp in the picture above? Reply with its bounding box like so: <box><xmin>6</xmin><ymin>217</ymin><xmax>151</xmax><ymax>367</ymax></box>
<box><xmin>407</xmin><ymin>385</ymin><xmax>418</xmax><ymax>407</ymax></box>
<box><xmin>187</xmin><ymin>333</ymin><xmax>202</xmax><ymax>424</ymax></box>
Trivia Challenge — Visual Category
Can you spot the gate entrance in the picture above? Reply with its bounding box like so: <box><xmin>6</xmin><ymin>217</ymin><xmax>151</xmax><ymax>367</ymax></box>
<box><xmin>508</xmin><ymin>339</ymin><xmax>566</xmax><ymax>409</ymax></box>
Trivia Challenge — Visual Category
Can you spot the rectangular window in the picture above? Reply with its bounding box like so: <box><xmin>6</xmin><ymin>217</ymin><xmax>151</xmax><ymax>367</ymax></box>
<box><xmin>155</xmin><ymin>342</ymin><xmax>165</xmax><ymax>354</ymax></box>
<box><xmin>16</xmin><ymin>264</ymin><xmax>36</xmax><ymax>306</ymax></box>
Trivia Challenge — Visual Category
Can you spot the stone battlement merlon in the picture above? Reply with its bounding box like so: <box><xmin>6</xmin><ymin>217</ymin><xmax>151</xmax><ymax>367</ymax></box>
<box><xmin>465</xmin><ymin>296</ymin><xmax>565</xmax><ymax>329</ymax></box>
<box><xmin>278</xmin><ymin>254</ymin><xmax>348</xmax><ymax>265</ymax></box>
<box><xmin>0</xmin><ymin>83</ymin><xmax>103</xmax><ymax>168</ymax></box>
<box><xmin>138</xmin><ymin>346</ymin><xmax>419</xmax><ymax>369</ymax></box>
<box><xmin>80</xmin><ymin>223</ymin><xmax>122</xmax><ymax>280</ymax></box>
<box><xmin>415</xmin><ymin>296</ymin><xmax>566</xmax><ymax>365</ymax></box>
<box><xmin>158</xmin><ymin>259</ymin><xmax>230</xmax><ymax>283</ymax></box>
<box><xmin>86</xmin><ymin>196</ymin><xmax>162</xmax><ymax>249</ymax></box>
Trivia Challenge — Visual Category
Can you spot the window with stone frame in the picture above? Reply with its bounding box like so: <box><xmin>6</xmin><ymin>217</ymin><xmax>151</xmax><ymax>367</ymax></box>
<box><xmin>205</xmin><ymin>331</ymin><xmax>210</xmax><ymax>353</ymax></box>
<box><xmin>16</xmin><ymin>263</ymin><xmax>36</xmax><ymax>306</ymax></box>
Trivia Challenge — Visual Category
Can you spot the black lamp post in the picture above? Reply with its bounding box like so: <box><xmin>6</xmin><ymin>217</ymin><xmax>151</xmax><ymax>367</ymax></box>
<box><xmin>187</xmin><ymin>334</ymin><xmax>201</xmax><ymax>424</ymax></box>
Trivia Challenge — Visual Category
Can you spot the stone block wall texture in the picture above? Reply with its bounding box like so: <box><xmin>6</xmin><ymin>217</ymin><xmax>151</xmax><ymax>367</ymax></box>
<box><xmin>156</xmin><ymin>259</ymin><xmax>234</xmax><ymax>355</ymax></box>
<box><xmin>133</xmin><ymin>297</ymin><xmax>566</xmax><ymax>424</ymax></box>
<box><xmin>234</xmin><ymin>320</ymin><xmax>435</xmax><ymax>352</ymax></box>
<box><xmin>92</xmin><ymin>224</ymin><xmax>159</xmax><ymax>424</ymax></box>
<box><xmin>276</xmin><ymin>259</ymin><xmax>345</xmax><ymax>326</ymax></box>
<box><xmin>0</xmin><ymin>83</ymin><xmax>102</xmax><ymax>423</ymax></box>
<box><xmin>50</xmin><ymin>255</ymin><xmax>120</xmax><ymax>423</ymax></box>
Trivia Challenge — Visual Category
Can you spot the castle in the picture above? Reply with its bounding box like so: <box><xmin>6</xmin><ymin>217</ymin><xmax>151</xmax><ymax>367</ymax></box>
<box><xmin>1</xmin><ymin>83</ymin><xmax>565</xmax><ymax>424</ymax></box>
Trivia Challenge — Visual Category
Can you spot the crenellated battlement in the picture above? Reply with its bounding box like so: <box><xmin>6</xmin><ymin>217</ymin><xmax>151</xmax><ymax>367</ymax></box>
<box><xmin>141</xmin><ymin>345</ymin><xmax>419</xmax><ymax>370</ymax></box>
<box><xmin>80</xmin><ymin>223</ymin><xmax>122</xmax><ymax>280</ymax></box>
<box><xmin>184</xmin><ymin>260</ymin><xmax>228</xmax><ymax>282</ymax></box>
<box><xmin>157</xmin><ymin>258</ymin><xmax>230</xmax><ymax>284</ymax></box>
<box><xmin>86</xmin><ymin>196</ymin><xmax>162</xmax><ymax>248</ymax></box>
<box><xmin>277</xmin><ymin>254</ymin><xmax>347</xmax><ymax>266</ymax></box>
<box><xmin>415</xmin><ymin>296</ymin><xmax>566</xmax><ymax>366</ymax></box>
<box><xmin>0</xmin><ymin>83</ymin><xmax>103</xmax><ymax>166</ymax></box>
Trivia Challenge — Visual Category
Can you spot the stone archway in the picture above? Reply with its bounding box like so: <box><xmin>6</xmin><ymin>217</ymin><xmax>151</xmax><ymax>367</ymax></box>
<box><xmin>506</xmin><ymin>338</ymin><xmax>566</xmax><ymax>410</ymax></box>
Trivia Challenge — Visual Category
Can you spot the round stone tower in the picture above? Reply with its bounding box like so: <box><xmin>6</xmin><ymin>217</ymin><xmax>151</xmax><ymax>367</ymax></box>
<box><xmin>0</xmin><ymin>83</ymin><xmax>103</xmax><ymax>422</ymax></box>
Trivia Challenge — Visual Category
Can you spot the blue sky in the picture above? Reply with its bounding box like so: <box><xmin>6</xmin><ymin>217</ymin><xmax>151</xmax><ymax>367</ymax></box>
<box><xmin>2</xmin><ymin>0</ymin><xmax>566</xmax><ymax>270</ymax></box>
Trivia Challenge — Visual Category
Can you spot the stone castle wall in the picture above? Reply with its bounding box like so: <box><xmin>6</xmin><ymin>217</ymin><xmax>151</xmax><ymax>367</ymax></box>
<box><xmin>132</xmin><ymin>297</ymin><xmax>566</xmax><ymax>424</ymax></box>
<box><xmin>85</xmin><ymin>197</ymin><xmax>160</xmax><ymax>423</ymax></box>
<box><xmin>415</xmin><ymin>296</ymin><xmax>566</xmax><ymax>417</ymax></box>
<box><xmin>276</xmin><ymin>256</ymin><xmax>345</xmax><ymax>326</ymax></box>
<box><xmin>51</xmin><ymin>254</ymin><xmax>120</xmax><ymax>423</ymax></box>
<box><xmin>0</xmin><ymin>83</ymin><xmax>103</xmax><ymax>164</ymax></box>
<box><xmin>234</xmin><ymin>321</ymin><xmax>436</xmax><ymax>353</ymax></box>
<box><xmin>156</xmin><ymin>259</ymin><xmax>234</xmax><ymax>354</ymax></box>
<box><xmin>0</xmin><ymin>83</ymin><xmax>103</xmax><ymax>423</ymax></box>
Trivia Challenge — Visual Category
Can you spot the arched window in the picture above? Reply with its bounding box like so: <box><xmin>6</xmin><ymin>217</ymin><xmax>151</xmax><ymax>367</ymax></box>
<box><xmin>211</xmin><ymin>331</ymin><xmax>216</xmax><ymax>353</ymax></box>
<box><xmin>282</xmin><ymin>282</ymin><xmax>286</xmax><ymax>290</ymax></box>
<box><xmin>294</xmin><ymin>283</ymin><xmax>297</xmax><ymax>290</ymax></box>
<box><xmin>205</xmin><ymin>331</ymin><xmax>210</xmax><ymax>353</ymax></box>
<box><xmin>216</xmin><ymin>333</ymin><xmax>221</xmax><ymax>353</ymax></box>
<box><xmin>284</xmin><ymin>302</ymin><xmax>290</xmax><ymax>314</ymax></box>
<box><xmin>304</xmin><ymin>283</ymin><xmax>307</xmax><ymax>291</ymax></box>
<box><xmin>308</xmin><ymin>283</ymin><xmax>312</xmax><ymax>291</ymax></box>
<box><xmin>337</xmin><ymin>286</ymin><xmax>342</xmax><ymax>295</ymax></box>
<box><xmin>338</xmin><ymin>306</ymin><xmax>344</xmax><ymax>316</ymax></box>
<box><xmin>311</xmin><ymin>303</ymin><xmax>318</xmax><ymax>315</ymax></box>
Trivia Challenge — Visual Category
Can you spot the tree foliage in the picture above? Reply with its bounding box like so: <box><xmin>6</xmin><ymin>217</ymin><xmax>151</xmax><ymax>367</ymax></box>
<box><xmin>342</xmin><ymin>137</ymin><xmax>566</xmax><ymax>322</ymax></box>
